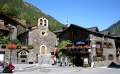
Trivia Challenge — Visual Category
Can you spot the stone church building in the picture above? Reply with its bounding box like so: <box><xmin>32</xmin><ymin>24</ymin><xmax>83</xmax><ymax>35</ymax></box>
<box><xmin>28</xmin><ymin>17</ymin><xmax>57</xmax><ymax>64</ymax></box>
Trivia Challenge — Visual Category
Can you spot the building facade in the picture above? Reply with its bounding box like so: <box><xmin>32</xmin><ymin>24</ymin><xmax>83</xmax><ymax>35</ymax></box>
<box><xmin>28</xmin><ymin>17</ymin><xmax>57</xmax><ymax>64</ymax></box>
<box><xmin>57</xmin><ymin>24</ymin><xmax>116</xmax><ymax>67</ymax></box>
<box><xmin>0</xmin><ymin>13</ymin><xmax>27</xmax><ymax>63</ymax></box>
<box><xmin>90</xmin><ymin>34</ymin><xmax>116</xmax><ymax>67</ymax></box>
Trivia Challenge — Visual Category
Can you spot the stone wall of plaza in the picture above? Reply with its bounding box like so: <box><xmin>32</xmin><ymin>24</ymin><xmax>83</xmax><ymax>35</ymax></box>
<box><xmin>90</xmin><ymin>34</ymin><xmax>116</xmax><ymax>67</ymax></box>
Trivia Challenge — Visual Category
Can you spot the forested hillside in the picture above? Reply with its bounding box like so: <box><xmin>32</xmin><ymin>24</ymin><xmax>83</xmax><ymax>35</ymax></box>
<box><xmin>105</xmin><ymin>20</ymin><xmax>120</xmax><ymax>35</ymax></box>
<box><xmin>0</xmin><ymin>0</ymin><xmax>64</xmax><ymax>31</ymax></box>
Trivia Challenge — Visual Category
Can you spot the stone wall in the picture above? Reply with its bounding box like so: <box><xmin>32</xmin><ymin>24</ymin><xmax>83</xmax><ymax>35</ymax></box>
<box><xmin>29</xmin><ymin>29</ymin><xmax>57</xmax><ymax>55</ymax></box>
<box><xmin>90</xmin><ymin>34</ymin><xmax>116</xmax><ymax>67</ymax></box>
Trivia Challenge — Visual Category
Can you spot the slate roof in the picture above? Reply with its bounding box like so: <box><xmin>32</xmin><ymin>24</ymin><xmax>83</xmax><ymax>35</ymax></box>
<box><xmin>87</xmin><ymin>27</ymin><xmax>99</xmax><ymax>32</ymax></box>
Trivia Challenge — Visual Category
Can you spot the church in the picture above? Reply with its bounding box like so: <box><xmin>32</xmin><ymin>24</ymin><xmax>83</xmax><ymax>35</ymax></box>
<box><xmin>28</xmin><ymin>17</ymin><xmax>57</xmax><ymax>64</ymax></box>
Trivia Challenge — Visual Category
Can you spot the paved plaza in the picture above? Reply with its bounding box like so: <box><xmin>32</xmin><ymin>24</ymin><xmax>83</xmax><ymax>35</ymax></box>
<box><xmin>1</xmin><ymin>64</ymin><xmax>120</xmax><ymax>74</ymax></box>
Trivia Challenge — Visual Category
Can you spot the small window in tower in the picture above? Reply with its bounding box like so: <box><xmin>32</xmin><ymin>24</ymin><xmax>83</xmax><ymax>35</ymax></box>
<box><xmin>44</xmin><ymin>20</ymin><xmax>47</xmax><ymax>26</ymax></box>
<box><xmin>44</xmin><ymin>20</ymin><xmax>47</xmax><ymax>23</ymax></box>
<box><xmin>40</xmin><ymin>23</ymin><xmax>42</xmax><ymax>25</ymax></box>
<box><xmin>40</xmin><ymin>19</ymin><xmax>42</xmax><ymax>22</ymax></box>
<box><xmin>42</xmin><ymin>32</ymin><xmax>46</xmax><ymax>36</ymax></box>
<box><xmin>44</xmin><ymin>24</ymin><xmax>46</xmax><ymax>26</ymax></box>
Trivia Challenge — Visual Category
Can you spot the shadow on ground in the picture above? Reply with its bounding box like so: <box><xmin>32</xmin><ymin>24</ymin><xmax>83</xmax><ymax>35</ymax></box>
<box><xmin>108</xmin><ymin>62</ymin><xmax>120</xmax><ymax>69</ymax></box>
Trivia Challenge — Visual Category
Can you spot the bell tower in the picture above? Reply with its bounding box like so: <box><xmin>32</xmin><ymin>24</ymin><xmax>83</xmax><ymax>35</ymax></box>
<box><xmin>38</xmin><ymin>17</ymin><xmax>48</xmax><ymax>36</ymax></box>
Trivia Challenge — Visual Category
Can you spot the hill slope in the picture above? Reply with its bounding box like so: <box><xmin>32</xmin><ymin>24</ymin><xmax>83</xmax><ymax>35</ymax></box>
<box><xmin>105</xmin><ymin>20</ymin><xmax>120</xmax><ymax>35</ymax></box>
<box><xmin>0</xmin><ymin>0</ymin><xmax>64</xmax><ymax>31</ymax></box>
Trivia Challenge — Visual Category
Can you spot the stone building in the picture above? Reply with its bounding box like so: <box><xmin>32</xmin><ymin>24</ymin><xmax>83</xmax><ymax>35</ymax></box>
<box><xmin>0</xmin><ymin>13</ymin><xmax>27</xmax><ymax>63</ymax></box>
<box><xmin>56</xmin><ymin>24</ymin><xmax>116</xmax><ymax>67</ymax></box>
<box><xmin>28</xmin><ymin>17</ymin><xmax>57</xmax><ymax>64</ymax></box>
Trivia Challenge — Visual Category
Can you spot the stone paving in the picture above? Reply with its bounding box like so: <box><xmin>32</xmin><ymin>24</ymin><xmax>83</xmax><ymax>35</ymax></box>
<box><xmin>1</xmin><ymin>64</ymin><xmax>120</xmax><ymax>74</ymax></box>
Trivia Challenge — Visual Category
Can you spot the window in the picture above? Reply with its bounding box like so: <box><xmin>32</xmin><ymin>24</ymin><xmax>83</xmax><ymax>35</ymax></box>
<box><xmin>42</xmin><ymin>32</ymin><xmax>46</xmax><ymax>35</ymax></box>
<box><xmin>21</xmin><ymin>60</ymin><xmax>25</xmax><ymax>62</ymax></box>
<box><xmin>108</xmin><ymin>54</ymin><xmax>114</xmax><ymax>60</ymax></box>
<box><xmin>44</xmin><ymin>24</ymin><xmax>47</xmax><ymax>26</ymax></box>
<box><xmin>103</xmin><ymin>42</ymin><xmax>113</xmax><ymax>48</ymax></box>
<box><xmin>103</xmin><ymin>42</ymin><xmax>107</xmax><ymax>48</ymax></box>
<box><xmin>40</xmin><ymin>19</ymin><xmax>42</xmax><ymax>22</ymax></box>
<box><xmin>108</xmin><ymin>43</ymin><xmax>113</xmax><ymax>48</ymax></box>
<box><xmin>96</xmin><ymin>42</ymin><xmax>103</xmax><ymax>57</ymax></box>
<box><xmin>20</xmin><ymin>55</ymin><xmax>27</xmax><ymax>58</ymax></box>
<box><xmin>44</xmin><ymin>20</ymin><xmax>47</xmax><ymax>23</ymax></box>
<box><xmin>40</xmin><ymin>23</ymin><xmax>42</xmax><ymax>25</ymax></box>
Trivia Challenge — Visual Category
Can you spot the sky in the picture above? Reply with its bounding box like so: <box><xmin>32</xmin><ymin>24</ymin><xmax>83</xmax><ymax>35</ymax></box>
<box><xmin>26</xmin><ymin>0</ymin><xmax>120</xmax><ymax>31</ymax></box>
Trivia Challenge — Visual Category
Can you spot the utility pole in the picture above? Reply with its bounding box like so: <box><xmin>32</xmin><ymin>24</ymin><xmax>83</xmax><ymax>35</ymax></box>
<box><xmin>66</xmin><ymin>16</ymin><xmax>69</xmax><ymax>25</ymax></box>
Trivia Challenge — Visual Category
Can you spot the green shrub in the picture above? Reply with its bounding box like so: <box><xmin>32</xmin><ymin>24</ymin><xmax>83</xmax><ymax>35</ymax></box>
<box><xmin>28</xmin><ymin>45</ymin><xmax>34</xmax><ymax>49</ymax></box>
<box><xmin>1</xmin><ymin>44</ymin><xmax>7</xmax><ymax>49</ymax></box>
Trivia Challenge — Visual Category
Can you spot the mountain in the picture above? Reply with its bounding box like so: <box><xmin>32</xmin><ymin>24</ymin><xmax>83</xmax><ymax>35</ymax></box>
<box><xmin>105</xmin><ymin>20</ymin><xmax>120</xmax><ymax>35</ymax></box>
<box><xmin>0</xmin><ymin>0</ymin><xmax>64</xmax><ymax>31</ymax></box>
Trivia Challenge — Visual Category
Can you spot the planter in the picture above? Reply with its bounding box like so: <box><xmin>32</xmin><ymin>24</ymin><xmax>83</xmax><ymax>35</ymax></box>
<box><xmin>7</xmin><ymin>44</ymin><xmax>17</xmax><ymax>49</ymax></box>
<box><xmin>17</xmin><ymin>45</ymin><xmax>21</xmax><ymax>49</ymax></box>
<box><xmin>1</xmin><ymin>44</ymin><xmax>7</xmax><ymax>49</ymax></box>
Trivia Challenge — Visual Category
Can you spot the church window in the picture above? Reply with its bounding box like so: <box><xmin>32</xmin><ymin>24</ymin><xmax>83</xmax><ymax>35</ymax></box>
<box><xmin>40</xmin><ymin>23</ymin><xmax>42</xmax><ymax>25</ymax></box>
<box><xmin>44</xmin><ymin>23</ymin><xmax>46</xmax><ymax>26</ymax></box>
<box><xmin>40</xmin><ymin>19</ymin><xmax>42</xmax><ymax>22</ymax></box>
<box><xmin>42</xmin><ymin>32</ymin><xmax>45</xmax><ymax>35</ymax></box>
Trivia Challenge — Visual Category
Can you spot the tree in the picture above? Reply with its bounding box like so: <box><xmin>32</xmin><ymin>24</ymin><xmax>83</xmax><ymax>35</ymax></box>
<box><xmin>57</xmin><ymin>40</ymin><xmax>72</xmax><ymax>57</ymax></box>
<box><xmin>1</xmin><ymin>4</ymin><xmax>9</xmax><ymax>13</ymax></box>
